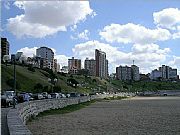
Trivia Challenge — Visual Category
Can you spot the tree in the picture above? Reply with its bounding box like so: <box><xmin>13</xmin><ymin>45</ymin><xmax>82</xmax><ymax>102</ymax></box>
<box><xmin>28</xmin><ymin>65</ymin><xmax>35</xmax><ymax>72</ymax></box>
<box><xmin>92</xmin><ymin>79</ymin><xmax>97</xmax><ymax>83</ymax></box>
<box><xmin>6</xmin><ymin>79</ymin><xmax>21</xmax><ymax>90</ymax></box>
<box><xmin>34</xmin><ymin>83</ymin><xmax>43</xmax><ymax>92</ymax></box>
<box><xmin>43</xmin><ymin>85</ymin><xmax>49</xmax><ymax>92</ymax></box>
<box><xmin>67</xmin><ymin>78</ymin><xmax>79</xmax><ymax>88</ymax></box>
<box><xmin>53</xmin><ymin>86</ymin><xmax>61</xmax><ymax>93</ymax></box>
<box><xmin>77</xmin><ymin>69</ymin><xmax>89</xmax><ymax>76</ymax></box>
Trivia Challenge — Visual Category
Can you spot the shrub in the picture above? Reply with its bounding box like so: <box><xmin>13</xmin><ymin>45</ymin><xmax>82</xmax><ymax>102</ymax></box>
<box><xmin>34</xmin><ymin>83</ymin><xmax>43</xmax><ymax>92</ymax></box>
<box><xmin>6</xmin><ymin>79</ymin><xmax>21</xmax><ymax>90</ymax></box>
<box><xmin>53</xmin><ymin>86</ymin><xmax>61</xmax><ymax>92</ymax></box>
<box><xmin>27</xmin><ymin>65</ymin><xmax>35</xmax><ymax>72</ymax></box>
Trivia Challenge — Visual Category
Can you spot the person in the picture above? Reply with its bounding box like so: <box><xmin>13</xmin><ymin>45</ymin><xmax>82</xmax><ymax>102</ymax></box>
<box><xmin>13</xmin><ymin>96</ymin><xmax>16</xmax><ymax>108</ymax></box>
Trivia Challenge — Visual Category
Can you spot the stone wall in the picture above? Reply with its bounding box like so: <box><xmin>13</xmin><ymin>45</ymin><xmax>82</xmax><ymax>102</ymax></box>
<box><xmin>7</xmin><ymin>93</ymin><xmax>134</xmax><ymax>135</ymax></box>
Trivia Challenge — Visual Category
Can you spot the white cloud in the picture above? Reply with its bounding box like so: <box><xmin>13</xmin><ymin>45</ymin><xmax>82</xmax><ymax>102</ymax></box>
<box><xmin>168</xmin><ymin>56</ymin><xmax>180</xmax><ymax>75</ymax></box>
<box><xmin>54</xmin><ymin>55</ymin><xmax>70</xmax><ymax>67</ymax></box>
<box><xmin>70</xmin><ymin>29</ymin><xmax>90</xmax><ymax>40</ymax></box>
<box><xmin>91</xmin><ymin>12</ymin><xmax>97</xmax><ymax>18</ymax></box>
<box><xmin>153</xmin><ymin>8</ymin><xmax>180</xmax><ymax>30</ymax></box>
<box><xmin>72</xmin><ymin>40</ymin><xmax>170</xmax><ymax>74</ymax></box>
<box><xmin>99</xmin><ymin>23</ymin><xmax>171</xmax><ymax>44</ymax></box>
<box><xmin>70</xmin><ymin>25</ymin><xmax>77</xmax><ymax>31</ymax></box>
<box><xmin>7</xmin><ymin>15</ymin><xmax>66</xmax><ymax>38</ymax></box>
<box><xmin>132</xmin><ymin>43</ymin><xmax>170</xmax><ymax>55</ymax></box>
<box><xmin>17</xmin><ymin>47</ymin><xmax>38</xmax><ymax>57</ymax></box>
<box><xmin>7</xmin><ymin>1</ymin><xmax>93</xmax><ymax>38</ymax></box>
<box><xmin>78</xmin><ymin>29</ymin><xmax>90</xmax><ymax>40</ymax></box>
<box><xmin>172</xmin><ymin>26</ymin><xmax>180</xmax><ymax>39</ymax></box>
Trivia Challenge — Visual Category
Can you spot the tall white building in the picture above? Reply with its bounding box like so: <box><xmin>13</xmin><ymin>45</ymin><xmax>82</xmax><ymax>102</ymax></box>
<box><xmin>36</xmin><ymin>47</ymin><xmax>54</xmax><ymax>69</ymax></box>
<box><xmin>95</xmin><ymin>49</ymin><xmax>108</xmax><ymax>78</ymax></box>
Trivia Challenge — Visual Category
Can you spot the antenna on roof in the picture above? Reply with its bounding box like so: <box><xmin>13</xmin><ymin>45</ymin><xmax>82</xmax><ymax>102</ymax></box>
<box><xmin>133</xmin><ymin>60</ymin><xmax>135</xmax><ymax>65</ymax></box>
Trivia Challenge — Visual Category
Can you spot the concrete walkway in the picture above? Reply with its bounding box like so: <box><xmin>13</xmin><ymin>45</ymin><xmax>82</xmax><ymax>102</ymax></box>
<box><xmin>1</xmin><ymin>108</ymin><xmax>10</xmax><ymax>135</ymax></box>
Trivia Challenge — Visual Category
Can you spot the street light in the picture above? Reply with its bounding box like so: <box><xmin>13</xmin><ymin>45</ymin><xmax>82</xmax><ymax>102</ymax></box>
<box><xmin>11</xmin><ymin>54</ymin><xmax>16</xmax><ymax>108</ymax></box>
<box><xmin>48</xmin><ymin>78</ymin><xmax>58</xmax><ymax>93</ymax></box>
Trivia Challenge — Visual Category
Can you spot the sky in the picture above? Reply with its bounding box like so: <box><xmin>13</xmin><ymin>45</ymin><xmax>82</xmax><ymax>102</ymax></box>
<box><xmin>1</xmin><ymin>0</ymin><xmax>180</xmax><ymax>75</ymax></box>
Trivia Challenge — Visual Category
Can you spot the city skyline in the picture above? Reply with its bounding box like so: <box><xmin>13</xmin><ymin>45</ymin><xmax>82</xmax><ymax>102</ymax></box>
<box><xmin>1</xmin><ymin>1</ymin><xmax>180</xmax><ymax>74</ymax></box>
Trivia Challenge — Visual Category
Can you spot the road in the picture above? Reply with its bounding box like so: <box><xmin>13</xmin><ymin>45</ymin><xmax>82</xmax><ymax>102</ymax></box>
<box><xmin>28</xmin><ymin>96</ymin><xmax>180</xmax><ymax>135</ymax></box>
<box><xmin>1</xmin><ymin>108</ymin><xmax>10</xmax><ymax>135</ymax></box>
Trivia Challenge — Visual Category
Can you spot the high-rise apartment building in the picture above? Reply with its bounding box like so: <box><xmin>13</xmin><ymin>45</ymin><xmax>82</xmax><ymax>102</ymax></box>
<box><xmin>131</xmin><ymin>65</ymin><xmax>140</xmax><ymax>81</ymax></box>
<box><xmin>169</xmin><ymin>68</ymin><xmax>177</xmax><ymax>79</ymax></box>
<box><xmin>84</xmin><ymin>58</ymin><xmax>96</xmax><ymax>76</ymax></box>
<box><xmin>1</xmin><ymin>38</ymin><xmax>9</xmax><ymax>60</ymax></box>
<box><xmin>36</xmin><ymin>47</ymin><xmax>54</xmax><ymax>69</ymax></box>
<box><xmin>159</xmin><ymin>65</ymin><xmax>170</xmax><ymax>79</ymax></box>
<box><xmin>151</xmin><ymin>65</ymin><xmax>178</xmax><ymax>80</ymax></box>
<box><xmin>116</xmin><ymin>66</ymin><xmax>132</xmax><ymax>81</ymax></box>
<box><xmin>95</xmin><ymin>49</ymin><xmax>108</xmax><ymax>78</ymax></box>
<box><xmin>68</xmin><ymin>57</ymin><xmax>81</xmax><ymax>74</ymax></box>
<box><xmin>116</xmin><ymin>65</ymin><xmax>140</xmax><ymax>81</ymax></box>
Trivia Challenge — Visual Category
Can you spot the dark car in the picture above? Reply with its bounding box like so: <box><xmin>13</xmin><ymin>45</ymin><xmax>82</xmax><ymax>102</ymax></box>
<box><xmin>1</xmin><ymin>91</ymin><xmax>17</xmax><ymax>107</ymax></box>
<box><xmin>70</xmin><ymin>92</ymin><xmax>80</xmax><ymax>97</ymax></box>
<box><xmin>17</xmin><ymin>92</ymin><xmax>31</xmax><ymax>103</ymax></box>
<box><xmin>1</xmin><ymin>94</ymin><xmax>12</xmax><ymax>107</ymax></box>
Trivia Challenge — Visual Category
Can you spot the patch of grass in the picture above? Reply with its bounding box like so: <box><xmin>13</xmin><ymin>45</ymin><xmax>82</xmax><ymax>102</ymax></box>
<box><xmin>104</xmin><ymin>96</ymin><xmax>128</xmax><ymax>100</ymax></box>
<box><xmin>37</xmin><ymin>100</ymin><xmax>97</xmax><ymax>117</ymax></box>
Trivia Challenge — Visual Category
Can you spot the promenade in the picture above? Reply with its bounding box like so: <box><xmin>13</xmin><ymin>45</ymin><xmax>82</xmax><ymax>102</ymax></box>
<box><xmin>27</xmin><ymin>96</ymin><xmax>180</xmax><ymax>135</ymax></box>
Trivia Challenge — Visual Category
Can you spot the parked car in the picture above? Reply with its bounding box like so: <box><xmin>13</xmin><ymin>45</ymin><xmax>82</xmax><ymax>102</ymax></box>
<box><xmin>32</xmin><ymin>93</ymin><xmax>44</xmax><ymax>100</ymax></box>
<box><xmin>1</xmin><ymin>90</ymin><xmax>17</xmax><ymax>107</ymax></box>
<box><xmin>1</xmin><ymin>94</ymin><xmax>13</xmax><ymax>107</ymax></box>
<box><xmin>69</xmin><ymin>92</ymin><xmax>80</xmax><ymax>97</ymax></box>
<box><xmin>17</xmin><ymin>92</ymin><xmax>30</xmax><ymax>103</ymax></box>
<box><xmin>163</xmin><ymin>93</ymin><xmax>168</xmax><ymax>96</ymax></box>
<box><xmin>42</xmin><ymin>92</ymin><xmax>51</xmax><ymax>99</ymax></box>
<box><xmin>50</xmin><ymin>93</ymin><xmax>60</xmax><ymax>99</ymax></box>
<box><xmin>59</xmin><ymin>93</ymin><xmax>66</xmax><ymax>98</ymax></box>
<box><xmin>66</xmin><ymin>93</ymin><xmax>70</xmax><ymax>98</ymax></box>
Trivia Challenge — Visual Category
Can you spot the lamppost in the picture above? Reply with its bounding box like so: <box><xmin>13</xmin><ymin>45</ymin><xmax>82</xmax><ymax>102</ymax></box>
<box><xmin>48</xmin><ymin>78</ymin><xmax>58</xmax><ymax>93</ymax></box>
<box><xmin>11</xmin><ymin>54</ymin><xmax>16</xmax><ymax>108</ymax></box>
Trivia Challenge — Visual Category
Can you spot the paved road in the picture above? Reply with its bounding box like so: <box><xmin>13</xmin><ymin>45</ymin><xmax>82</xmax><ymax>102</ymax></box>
<box><xmin>28</xmin><ymin>96</ymin><xmax>180</xmax><ymax>135</ymax></box>
<box><xmin>1</xmin><ymin>108</ymin><xmax>10</xmax><ymax>135</ymax></box>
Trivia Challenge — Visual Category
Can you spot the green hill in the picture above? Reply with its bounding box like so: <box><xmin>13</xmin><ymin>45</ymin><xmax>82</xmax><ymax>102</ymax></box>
<box><xmin>1</xmin><ymin>64</ymin><xmax>110</xmax><ymax>94</ymax></box>
<box><xmin>1</xmin><ymin>63</ymin><xmax>180</xmax><ymax>94</ymax></box>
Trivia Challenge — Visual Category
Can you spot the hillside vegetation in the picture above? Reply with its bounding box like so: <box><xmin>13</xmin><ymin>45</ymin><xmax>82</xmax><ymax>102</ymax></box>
<box><xmin>1</xmin><ymin>64</ymin><xmax>110</xmax><ymax>94</ymax></box>
<box><xmin>1</xmin><ymin>64</ymin><xmax>180</xmax><ymax>94</ymax></box>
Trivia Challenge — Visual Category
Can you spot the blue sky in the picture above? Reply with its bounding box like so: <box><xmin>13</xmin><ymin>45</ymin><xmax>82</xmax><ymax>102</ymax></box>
<box><xmin>1</xmin><ymin>0</ymin><xmax>180</xmax><ymax>74</ymax></box>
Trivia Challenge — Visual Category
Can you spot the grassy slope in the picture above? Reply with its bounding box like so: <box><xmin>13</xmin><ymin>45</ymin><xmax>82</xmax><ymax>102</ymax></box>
<box><xmin>2</xmin><ymin>64</ymin><xmax>180</xmax><ymax>93</ymax></box>
<box><xmin>1</xmin><ymin>64</ymin><xmax>109</xmax><ymax>93</ymax></box>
